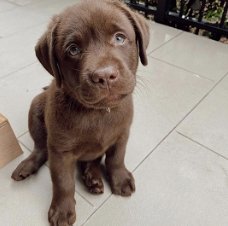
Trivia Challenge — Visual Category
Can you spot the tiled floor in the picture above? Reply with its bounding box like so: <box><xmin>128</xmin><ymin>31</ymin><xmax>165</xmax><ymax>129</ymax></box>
<box><xmin>0</xmin><ymin>0</ymin><xmax>228</xmax><ymax>226</ymax></box>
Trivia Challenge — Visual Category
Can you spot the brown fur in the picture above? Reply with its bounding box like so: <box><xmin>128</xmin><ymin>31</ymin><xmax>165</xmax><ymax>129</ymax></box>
<box><xmin>11</xmin><ymin>0</ymin><xmax>149</xmax><ymax>225</ymax></box>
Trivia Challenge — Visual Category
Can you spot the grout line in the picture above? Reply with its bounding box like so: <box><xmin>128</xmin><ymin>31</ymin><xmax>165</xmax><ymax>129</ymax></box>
<box><xmin>133</xmin><ymin>71</ymin><xmax>228</xmax><ymax>173</ymax></box>
<box><xmin>18</xmin><ymin>140</ymin><xmax>32</xmax><ymax>152</ymax></box>
<box><xmin>149</xmin><ymin>56</ymin><xmax>215</xmax><ymax>82</ymax></box>
<box><xmin>18</xmin><ymin>140</ymin><xmax>33</xmax><ymax>153</ymax></box>
<box><xmin>81</xmin><ymin>194</ymin><xmax>113</xmax><ymax>226</ymax></box>
<box><xmin>0</xmin><ymin>62</ymin><xmax>37</xmax><ymax>81</ymax></box>
<box><xmin>177</xmin><ymin>131</ymin><xmax>228</xmax><ymax>161</ymax></box>
<box><xmin>147</xmin><ymin>31</ymin><xmax>184</xmax><ymax>55</ymax></box>
<box><xmin>17</xmin><ymin>130</ymin><xmax>29</xmax><ymax>139</ymax></box>
<box><xmin>132</xmin><ymin>126</ymin><xmax>174</xmax><ymax>173</ymax></box>
<box><xmin>0</xmin><ymin>19</ymin><xmax>48</xmax><ymax>40</ymax></box>
<box><xmin>76</xmin><ymin>192</ymin><xmax>94</xmax><ymax>208</ymax></box>
<box><xmin>0</xmin><ymin>4</ymin><xmax>23</xmax><ymax>14</ymax></box>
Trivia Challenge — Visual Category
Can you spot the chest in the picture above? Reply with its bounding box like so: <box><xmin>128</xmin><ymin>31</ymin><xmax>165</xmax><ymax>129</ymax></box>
<box><xmin>47</xmin><ymin>106</ymin><xmax>132</xmax><ymax>160</ymax></box>
<box><xmin>71</xmin><ymin>110</ymin><xmax>128</xmax><ymax>146</ymax></box>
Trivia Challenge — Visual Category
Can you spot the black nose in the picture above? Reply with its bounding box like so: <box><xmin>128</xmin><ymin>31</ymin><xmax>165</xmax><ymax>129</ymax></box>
<box><xmin>90</xmin><ymin>66</ymin><xmax>118</xmax><ymax>88</ymax></box>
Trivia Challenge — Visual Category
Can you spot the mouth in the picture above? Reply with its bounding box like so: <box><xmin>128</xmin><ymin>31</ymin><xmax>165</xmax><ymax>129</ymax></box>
<box><xmin>104</xmin><ymin>94</ymin><xmax>128</xmax><ymax>102</ymax></box>
<box><xmin>81</xmin><ymin>93</ymin><xmax>129</xmax><ymax>110</ymax></box>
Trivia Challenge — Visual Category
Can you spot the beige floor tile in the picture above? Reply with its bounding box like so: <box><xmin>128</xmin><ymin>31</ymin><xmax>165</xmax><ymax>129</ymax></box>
<box><xmin>0</xmin><ymin>146</ymin><xmax>51</xmax><ymax>226</ymax></box>
<box><xmin>151</xmin><ymin>32</ymin><xmax>228</xmax><ymax>81</ymax></box>
<box><xmin>0</xmin><ymin>63</ymin><xmax>52</xmax><ymax>137</ymax></box>
<box><xmin>147</xmin><ymin>22</ymin><xmax>182</xmax><ymax>53</ymax></box>
<box><xmin>0</xmin><ymin>23</ymin><xmax>47</xmax><ymax>78</ymax></box>
<box><xmin>177</xmin><ymin>75</ymin><xmax>228</xmax><ymax>158</ymax></box>
<box><xmin>8</xmin><ymin>0</ymin><xmax>48</xmax><ymax>6</ymax></box>
<box><xmin>0</xmin><ymin>145</ymin><xmax>94</xmax><ymax>226</ymax></box>
<box><xmin>0</xmin><ymin>0</ymin><xmax>16</xmax><ymax>13</ymax></box>
<box><xmin>26</xmin><ymin>0</ymin><xmax>80</xmax><ymax>17</ymax></box>
<box><xmin>0</xmin><ymin>6</ymin><xmax>48</xmax><ymax>37</ymax></box>
<box><xmin>220</xmin><ymin>74</ymin><xmax>228</xmax><ymax>90</ymax></box>
<box><xmin>125</xmin><ymin>56</ymin><xmax>213</xmax><ymax>171</ymax></box>
<box><xmin>84</xmin><ymin>132</ymin><xmax>228</xmax><ymax>226</ymax></box>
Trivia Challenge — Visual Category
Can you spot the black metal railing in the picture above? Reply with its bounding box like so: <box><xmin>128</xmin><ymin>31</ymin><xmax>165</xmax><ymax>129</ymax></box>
<box><xmin>124</xmin><ymin>0</ymin><xmax>228</xmax><ymax>40</ymax></box>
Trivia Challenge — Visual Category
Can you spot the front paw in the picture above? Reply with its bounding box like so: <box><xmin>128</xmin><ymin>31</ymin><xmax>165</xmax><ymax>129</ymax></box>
<box><xmin>108</xmin><ymin>167</ymin><xmax>135</xmax><ymax>197</ymax></box>
<box><xmin>48</xmin><ymin>199</ymin><xmax>76</xmax><ymax>226</ymax></box>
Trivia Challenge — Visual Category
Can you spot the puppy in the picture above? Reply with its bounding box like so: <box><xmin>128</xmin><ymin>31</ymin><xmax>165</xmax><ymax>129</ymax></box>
<box><xmin>12</xmin><ymin>0</ymin><xmax>149</xmax><ymax>225</ymax></box>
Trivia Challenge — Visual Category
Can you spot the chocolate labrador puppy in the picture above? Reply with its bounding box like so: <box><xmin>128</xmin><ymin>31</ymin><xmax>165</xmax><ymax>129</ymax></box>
<box><xmin>11</xmin><ymin>0</ymin><xmax>149</xmax><ymax>225</ymax></box>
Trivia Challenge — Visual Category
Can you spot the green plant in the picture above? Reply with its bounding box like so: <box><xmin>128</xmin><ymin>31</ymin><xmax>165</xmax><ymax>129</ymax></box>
<box><xmin>204</xmin><ymin>0</ymin><xmax>225</xmax><ymax>23</ymax></box>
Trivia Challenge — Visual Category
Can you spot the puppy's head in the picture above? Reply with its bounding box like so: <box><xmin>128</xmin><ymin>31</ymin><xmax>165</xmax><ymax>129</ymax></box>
<box><xmin>35</xmin><ymin>0</ymin><xmax>149</xmax><ymax>109</ymax></box>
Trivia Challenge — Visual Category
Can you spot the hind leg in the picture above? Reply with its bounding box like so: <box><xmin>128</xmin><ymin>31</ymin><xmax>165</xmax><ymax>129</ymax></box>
<box><xmin>11</xmin><ymin>146</ymin><xmax>47</xmax><ymax>181</ymax></box>
<box><xmin>12</xmin><ymin>93</ymin><xmax>48</xmax><ymax>181</ymax></box>
<box><xmin>79</xmin><ymin>157</ymin><xmax>104</xmax><ymax>194</ymax></box>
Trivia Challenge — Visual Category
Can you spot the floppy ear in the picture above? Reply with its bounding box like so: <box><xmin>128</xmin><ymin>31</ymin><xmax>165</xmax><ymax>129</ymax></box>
<box><xmin>35</xmin><ymin>17</ymin><xmax>62</xmax><ymax>87</ymax></box>
<box><xmin>113</xmin><ymin>1</ymin><xmax>150</xmax><ymax>65</ymax></box>
<box><xmin>131</xmin><ymin>12</ymin><xmax>150</xmax><ymax>66</ymax></box>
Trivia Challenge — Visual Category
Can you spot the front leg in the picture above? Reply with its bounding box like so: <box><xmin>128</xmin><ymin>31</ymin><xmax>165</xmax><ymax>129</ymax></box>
<box><xmin>48</xmin><ymin>148</ymin><xmax>76</xmax><ymax>226</ymax></box>
<box><xmin>105</xmin><ymin>131</ymin><xmax>135</xmax><ymax>197</ymax></box>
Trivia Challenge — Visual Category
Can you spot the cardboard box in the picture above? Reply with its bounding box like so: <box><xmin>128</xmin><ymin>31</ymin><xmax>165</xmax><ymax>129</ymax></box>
<box><xmin>0</xmin><ymin>113</ymin><xmax>23</xmax><ymax>169</ymax></box>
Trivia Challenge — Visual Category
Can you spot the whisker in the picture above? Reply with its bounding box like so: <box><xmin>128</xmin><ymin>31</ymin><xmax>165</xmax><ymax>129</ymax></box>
<box><xmin>135</xmin><ymin>76</ymin><xmax>153</xmax><ymax>97</ymax></box>
<box><xmin>134</xmin><ymin>85</ymin><xmax>143</xmax><ymax>97</ymax></box>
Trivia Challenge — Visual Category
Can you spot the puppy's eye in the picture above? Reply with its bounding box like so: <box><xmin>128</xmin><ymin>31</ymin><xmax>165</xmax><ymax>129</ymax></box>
<box><xmin>115</xmin><ymin>33</ymin><xmax>126</xmax><ymax>44</ymax></box>
<box><xmin>68</xmin><ymin>45</ymin><xmax>81</xmax><ymax>56</ymax></box>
